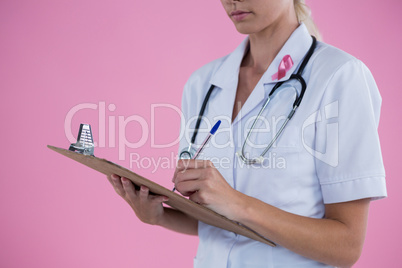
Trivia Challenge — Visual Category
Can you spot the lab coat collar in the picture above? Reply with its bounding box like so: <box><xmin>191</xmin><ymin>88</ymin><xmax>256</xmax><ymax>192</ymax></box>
<box><xmin>209</xmin><ymin>23</ymin><xmax>313</xmax><ymax>125</ymax></box>
<box><xmin>262</xmin><ymin>23</ymin><xmax>313</xmax><ymax>84</ymax></box>
<box><xmin>209</xmin><ymin>37</ymin><xmax>249</xmax><ymax>90</ymax></box>
<box><xmin>210</xmin><ymin>23</ymin><xmax>313</xmax><ymax>89</ymax></box>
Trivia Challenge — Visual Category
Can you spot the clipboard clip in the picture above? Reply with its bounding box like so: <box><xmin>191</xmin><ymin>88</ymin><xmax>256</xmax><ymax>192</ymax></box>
<box><xmin>69</xmin><ymin>124</ymin><xmax>95</xmax><ymax>156</ymax></box>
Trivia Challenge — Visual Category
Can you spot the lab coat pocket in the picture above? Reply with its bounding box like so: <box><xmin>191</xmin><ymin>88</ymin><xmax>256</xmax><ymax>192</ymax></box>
<box><xmin>270</xmin><ymin>125</ymin><xmax>302</xmax><ymax>151</ymax></box>
<box><xmin>241</xmin><ymin>126</ymin><xmax>302</xmax><ymax>209</ymax></box>
<box><xmin>244</xmin><ymin>123</ymin><xmax>302</xmax><ymax>159</ymax></box>
<box><xmin>253</xmin><ymin>151</ymin><xmax>301</xmax><ymax>208</ymax></box>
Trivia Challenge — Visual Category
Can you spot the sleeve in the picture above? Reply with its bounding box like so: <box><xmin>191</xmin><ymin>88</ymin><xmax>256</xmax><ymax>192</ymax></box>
<box><xmin>315</xmin><ymin>59</ymin><xmax>387</xmax><ymax>204</ymax></box>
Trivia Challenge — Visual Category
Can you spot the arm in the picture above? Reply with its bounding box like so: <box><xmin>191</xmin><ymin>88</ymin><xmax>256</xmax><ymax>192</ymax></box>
<box><xmin>173</xmin><ymin>159</ymin><xmax>370</xmax><ymax>267</ymax></box>
<box><xmin>235</xmin><ymin>193</ymin><xmax>369</xmax><ymax>267</ymax></box>
<box><xmin>108</xmin><ymin>174</ymin><xmax>198</xmax><ymax>236</ymax></box>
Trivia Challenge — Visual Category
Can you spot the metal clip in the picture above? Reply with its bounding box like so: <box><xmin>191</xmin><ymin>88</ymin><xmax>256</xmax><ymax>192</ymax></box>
<box><xmin>69</xmin><ymin>124</ymin><xmax>95</xmax><ymax>156</ymax></box>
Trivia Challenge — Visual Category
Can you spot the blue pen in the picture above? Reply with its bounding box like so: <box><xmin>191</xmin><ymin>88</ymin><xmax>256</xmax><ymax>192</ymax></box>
<box><xmin>173</xmin><ymin>120</ymin><xmax>221</xmax><ymax>192</ymax></box>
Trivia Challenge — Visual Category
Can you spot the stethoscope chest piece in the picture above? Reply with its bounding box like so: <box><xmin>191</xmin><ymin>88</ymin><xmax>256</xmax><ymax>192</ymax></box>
<box><xmin>179</xmin><ymin>146</ymin><xmax>197</xmax><ymax>160</ymax></box>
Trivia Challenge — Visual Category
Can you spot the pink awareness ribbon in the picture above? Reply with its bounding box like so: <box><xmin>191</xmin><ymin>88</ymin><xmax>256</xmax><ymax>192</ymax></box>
<box><xmin>271</xmin><ymin>55</ymin><xmax>293</xmax><ymax>80</ymax></box>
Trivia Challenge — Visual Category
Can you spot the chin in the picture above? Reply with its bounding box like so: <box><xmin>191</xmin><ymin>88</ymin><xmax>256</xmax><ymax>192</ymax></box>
<box><xmin>234</xmin><ymin>24</ymin><xmax>258</xmax><ymax>35</ymax></box>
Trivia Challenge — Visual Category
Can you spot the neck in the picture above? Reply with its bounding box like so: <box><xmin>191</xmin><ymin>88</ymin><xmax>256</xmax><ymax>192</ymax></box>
<box><xmin>243</xmin><ymin>16</ymin><xmax>299</xmax><ymax>73</ymax></box>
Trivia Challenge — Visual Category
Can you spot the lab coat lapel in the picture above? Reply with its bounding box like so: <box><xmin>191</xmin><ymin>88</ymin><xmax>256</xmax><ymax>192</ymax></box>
<box><xmin>231</xmin><ymin>80</ymin><xmax>266</xmax><ymax>126</ymax></box>
<box><xmin>232</xmin><ymin>23</ymin><xmax>313</xmax><ymax>125</ymax></box>
<box><xmin>208</xmin><ymin>37</ymin><xmax>249</xmax><ymax>122</ymax></box>
<box><xmin>207</xmin><ymin>23</ymin><xmax>313</xmax><ymax>126</ymax></box>
<box><xmin>265</xmin><ymin>23</ymin><xmax>313</xmax><ymax>84</ymax></box>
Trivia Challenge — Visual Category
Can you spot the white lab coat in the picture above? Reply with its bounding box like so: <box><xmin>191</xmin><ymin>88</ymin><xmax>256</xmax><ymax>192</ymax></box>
<box><xmin>178</xmin><ymin>23</ymin><xmax>387</xmax><ymax>268</ymax></box>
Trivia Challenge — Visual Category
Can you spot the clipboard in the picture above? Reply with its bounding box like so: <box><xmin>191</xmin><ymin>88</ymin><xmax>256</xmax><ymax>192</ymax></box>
<box><xmin>47</xmin><ymin>145</ymin><xmax>275</xmax><ymax>247</ymax></box>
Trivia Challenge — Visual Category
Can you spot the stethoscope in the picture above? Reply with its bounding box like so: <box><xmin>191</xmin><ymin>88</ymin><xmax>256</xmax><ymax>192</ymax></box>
<box><xmin>180</xmin><ymin>36</ymin><xmax>317</xmax><ymax>164</ymax></box>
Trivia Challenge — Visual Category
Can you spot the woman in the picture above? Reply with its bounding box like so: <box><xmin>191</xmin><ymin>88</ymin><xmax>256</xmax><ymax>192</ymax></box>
<box><xmin>108</xmin><ymin>0</ymin><xmax>387</xmax><ymax>267</ymax></box>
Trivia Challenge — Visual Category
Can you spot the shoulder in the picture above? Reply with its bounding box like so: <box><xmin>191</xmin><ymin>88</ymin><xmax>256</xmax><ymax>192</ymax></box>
<box><xmin>308</xmin><ymin>41</ymin><xmax>382</xmax><ymax>122</ymax></box>
<box><xmin>307</xmin><ymin>41</ymin><xmax>377</xmax><ymax>98</ymax></box>
<box><xmin>180</xmin><ymin>54</ymin><xmax>230</xmax><ymax>116</ymax></box>
<box><xmin>311</xmin><ymin>41</ymin><xmax>369</xmax><ymax>77</ymax></box>
<box><xmin>184</xmin><ymin>54</ymin><xmax>229</xmax><ymax>91</ymax></box>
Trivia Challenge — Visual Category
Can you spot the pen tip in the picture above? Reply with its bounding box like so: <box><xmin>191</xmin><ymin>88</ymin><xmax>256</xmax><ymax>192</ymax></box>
<box><xmin>210</xmin><ymin>120</ymin><xmax>221</xmax><ymax>135</ymax></box>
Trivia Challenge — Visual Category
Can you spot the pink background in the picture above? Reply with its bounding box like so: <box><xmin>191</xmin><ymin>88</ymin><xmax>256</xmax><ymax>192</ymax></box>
<box><xmin>1</xmin><ymin>0</ymin><xmax>401</xmax><ymax>267</ymax></box>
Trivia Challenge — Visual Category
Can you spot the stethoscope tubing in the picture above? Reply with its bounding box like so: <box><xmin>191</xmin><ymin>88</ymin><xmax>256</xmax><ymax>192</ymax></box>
<box><xmin>181</xmin><ymin>36</ymin><xmax>317</xmax><ymax>164</ymax></box>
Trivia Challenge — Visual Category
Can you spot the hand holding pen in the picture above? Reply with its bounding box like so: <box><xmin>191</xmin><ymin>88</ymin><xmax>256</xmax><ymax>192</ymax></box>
<box><xmin>173</xmin><ymin>120</ymin><xmax>221</xmax><ymax>192</ymax></box>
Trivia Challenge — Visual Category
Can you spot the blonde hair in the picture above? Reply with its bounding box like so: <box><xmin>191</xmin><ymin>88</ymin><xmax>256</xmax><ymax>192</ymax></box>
<box><xmin>294</xmin><ymin>0</ymin><xmax>322</xmax><ymax>41</ymax></box>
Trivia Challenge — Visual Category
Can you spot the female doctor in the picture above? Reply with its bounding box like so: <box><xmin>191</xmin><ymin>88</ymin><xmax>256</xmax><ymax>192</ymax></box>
<box><xmin>108</xmin><ymin>0</ymin><xmax>387</xmax><ymax>267</ymax></box>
